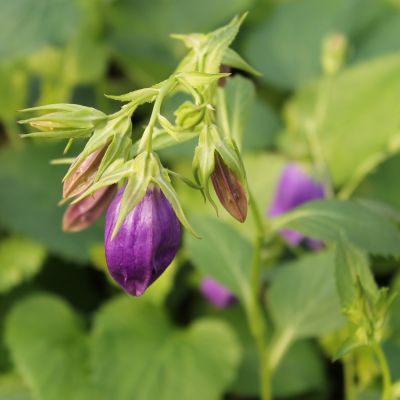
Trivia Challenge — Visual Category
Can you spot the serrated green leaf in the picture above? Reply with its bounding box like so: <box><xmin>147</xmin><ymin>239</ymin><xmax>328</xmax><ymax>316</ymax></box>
<box><xmin>271</xmin><ymin>199</ymin><xmax>400</xmax><ymax>257</ymax></box>
<box><xmin>335</xmin><ymin>238</ymin><xmax>379</xmax><ymax>311</ymax></box>
<box><xmin>91</xmin><ymin>296</ymin><xmax>241</xmax><ymax>400</ymax></box>
<box><xmin>185</xmin><ymin>214</ymin><xmax>252</xmax><ymax>304</ymax></box>
<box><xmin>268</xmin><ymin>251</ymin><xmax>344</xmax><ymax>342</ymax></box>
<box><xmin>0</xmin><ymin>236</ymin><xmax>46</xmax><ymax>293</ymax></box>
<box><xmin>5</xmin><ymin>294</ymin><xmax>95</xmax><ymax>400</ymax></box>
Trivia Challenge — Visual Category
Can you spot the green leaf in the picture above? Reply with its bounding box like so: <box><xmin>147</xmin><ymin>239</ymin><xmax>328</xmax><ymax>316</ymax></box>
<box><xmin>335</xmin><ymin>238</ymin><xmax>379</xmax><ymax>311</ymax></box>
<box><xmin>268</xmin><ymin>251</ymin><xmax>344</xmax><ymax>341</ymax></box>
<box><xmin>273</xmin><ymin>340</ymin><xmax>327</xmax><ymax>398</ymax></box>
<box><xmin>217</xmin><ymin>75</ymin><xmax>255</xmax><ymax>148</ymax></box>
<box><xmin>0</xmin><ymin>373</ymin><xmax>31</xmax><ymax>400</ymax></box>
<box><xmin>0</xmin><ymin>236</ymin><xmax>46</xmax><ymax>293</ymax></box>
<box><xmin>0</xmin><ymin>0</ymin><xmax>80</xmax><ymax>60</ymax></box>
<box><xmin>185</xmin><ymin>214</ymin><xmax>253</xmax><ymax>303</ymax></box>
<box><xmin>5</xmin><ymin>294</ymin><xmax>95</xmax><ymax>400</ymax></box>
<box><xmin>272</xmin><ymin>199</ymin><xmax>400</xmax><ymax>257</ymax></box>
<box><xmin>0</xmin><ymin>142</ymin><xmax>103</xmax><ymax>262</ymax></box>
<box><xmin>243</xmin><ymin>0</ymin><xmax>384</xmax><ymax>88</ymax></box>
<box><xmin>91</xmin><ymin>296</ymin><xmax>240</xmax><ymax>400</ymax></box>
<box><xmin>284</xmin><ymin>54</ymin><xmax>400</xmax><ymax>185</ymax></box>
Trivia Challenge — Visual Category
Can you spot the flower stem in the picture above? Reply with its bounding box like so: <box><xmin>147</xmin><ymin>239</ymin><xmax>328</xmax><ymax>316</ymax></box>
<box><xmin>373</xmin><ymin>343</ymin><xmax>392</xmax><ymax>400</ymax></box>
<box><xmin>343</xmin><ymin>355</ymin><xmax>356</xmax><ymax>400</ymax></box>
<box><xmin>248</xmin><ymin>189</ymin><xmax>271</xmax><ymax>400</ymax></box>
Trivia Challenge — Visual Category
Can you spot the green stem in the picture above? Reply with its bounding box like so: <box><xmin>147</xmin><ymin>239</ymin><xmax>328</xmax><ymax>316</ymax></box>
<box><xmin>247</xmin><ymin>190</ymin><xmax>271</xmax><ymax>400</ymax></box>
<box><xmin>343</xmin><ymin>355</ymin><xmax>356</xmax><ymax>400</ymax></box>
<box><xmin>373</xmin><ymin>343</ymin><xmax>392</xmax><ymax>400</ymax></box>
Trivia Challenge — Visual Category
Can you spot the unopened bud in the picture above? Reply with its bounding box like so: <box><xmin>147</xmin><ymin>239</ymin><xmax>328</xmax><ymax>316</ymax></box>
<box><xmin>63</xmin><ymin>185</ymin><xmax>117</xmax><ymax>232</ymax></box>
<box><xmin>63</xmin><ymin>146</ymin><xmax>107</xmax><ymax>199</ymax></box>
<box><xmin>211</xmin><ymin>153</ymin><xmax>247</xmax><ymax>223</ymax></box>
<box><xmin>322</xmin><ymin>33</ymin><xmax>348</xmax><ymax>76</ymax></box>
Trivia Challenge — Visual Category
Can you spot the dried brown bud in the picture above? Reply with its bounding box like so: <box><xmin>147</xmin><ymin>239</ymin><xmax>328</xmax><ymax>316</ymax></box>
<box><xmin>211</xmin><ymin>153</ymin><xmax>247</xmax><ymax>222</ymax></box>
<box><xmin>62</xmin><ymin>185</ymin><xmax>117</xmax><ymax>232</ymax></box>
<box><xmin>63</xmin><ymin>146</ymin><xmax>107</xmax><ymax>199</ymax></box>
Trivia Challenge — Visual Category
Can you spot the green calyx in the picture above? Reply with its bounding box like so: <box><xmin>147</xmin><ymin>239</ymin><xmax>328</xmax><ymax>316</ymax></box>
<box><xmin>19</xmin><ymin>14</ymin><xmax>255</xmax><ymax>237</ymax></box>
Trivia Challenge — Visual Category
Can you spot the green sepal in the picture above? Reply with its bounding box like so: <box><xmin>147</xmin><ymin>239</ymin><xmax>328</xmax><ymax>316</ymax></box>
<box><xmin>95</xmin><ymin>130</ymin><xmax>132</xmax><ymax>182</ymax></box>
<box><xmin>222</xmin><ymin>48</ymin><xmax>261</xmax><ymax>77</ymax></box>
<box><xmin>19</xmin><ymin>103</ymin><xmax>101</xmax><ymax>113</ymax></box>
<box><xmin>63</xmin><ymin>115</ymin><xmax>131</xmax><ymax>183</ymax></box>
<box><xmin>166</xmin><ymin>169</ymin><xmax>203</xmax><ymax>191</ymax></box>
<box><xmin>105</xmin><ymin>87</ymin><xmax>158</xmax><ymax>103</ymax></box>
<box><xmin>176</xmin><ymin>71</ymin><xmax>230</xmax><ymax>89</ymax></box>
<box><xmin>22</xmin><ymin>128</ymin><xmax>92</xmax><ymax>140</ymax></box>
<box><xmin>110</xmin><ymin>152</ymin><xmax>154</xmax><ymax>239</ymax></box>
<box><xmin>192</xmin><ymin>125</ymin><xmax>217</xmax><ymax>210</ymax></box>
<box><xmin>174</xmin><ymin>101</ymin><xmax>205</xmax><ymax>130</ymax></box>
<box><xmin>72</xmin><ymin>159</ymin><xmax>134</xmax><ymax>204</ymax></box>
<box><xmin>152</xmin><ymin>156</ymin><xmax>199</xmax><ymax>238</ymax></box>
<box><xmin>333</xmin><ymin>333</ymin><xmax>366</xmax><ymax>361</ymax></box>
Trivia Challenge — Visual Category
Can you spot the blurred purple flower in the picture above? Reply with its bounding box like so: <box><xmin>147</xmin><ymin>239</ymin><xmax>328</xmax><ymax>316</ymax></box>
<box><xmin>105</xmin><ymin>185</ymin><xmax>181</xmax><ymax>296</ymax></box>
<box><xmin>200</xmin><ymin>277</ymin><xmax>236</xmax><ymax>309</ymax></box>
<box><xmin>269</xmin><ymin>163</ymin><xmax>325</xmax><ymax>248</ymax></box>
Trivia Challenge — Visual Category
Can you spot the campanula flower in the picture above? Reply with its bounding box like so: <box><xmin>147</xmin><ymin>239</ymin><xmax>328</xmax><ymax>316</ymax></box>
<box><xmin>63</xmin><ymin>185</ymin><xmax>117</xmax><ymax>232</ymax></box>
<box><xmin>200</xmin><ymin>277</ymin><xmax>236</xmax><ymax>309</ymax></box>
<box><xmin>211</xmin><ymin>153</ymin><xmax>248</xmax><ymax>222</ymax></box>
<box><xmin>105</xmin><ymin>185</ymin><xmax>181</xmax><ymax>296</ymax></box>
<box><xmin>269</xmin><ymin>163</ymin><xmax>325</xmax><ymax>248</ymax></box>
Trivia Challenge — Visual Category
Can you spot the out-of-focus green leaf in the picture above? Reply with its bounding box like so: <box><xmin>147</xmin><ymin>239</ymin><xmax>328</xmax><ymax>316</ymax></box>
<box><xmin>354</xmin><ymin>12</ymin><xmax>400</xmax><ymax>63</ymax></box>
<box><xmin>0</xmin><ymin>236</ymin><xmax>46</xmax><ymax>293</ymax></box>
<box><xmin>272</xmin><ymin>199</ymin><xmax>400</xmax><ymax>257</ymax></box>
<box><xmin>223</xmin><ymin>307</ymin><xmax>326</xmax><ymax>398</ymax></box>
<box><xmin>105</xmin><ymin>0</ymin><xmax>253</xmax><ymax>85</ymax></box>
<box><xmin>185</xmin><ymin>214</ymin><xmax>252</xmax><ymax>303</ymax></box>
<box><xmin>243</xmin><ymin>0</ymin><xmax>384</xmax><ymax>88</ymax></box>
<box><xmin>5</xmin><ymin>294</ymin><xmax>95</xmax><ymax>400</ymax></box>
<box><xmin>91</xmin><ymin>296</ymin><xmax>240</xmax><ymax>400</ymax></box>
<box><xmin>273</xmin><ymin>340</ymin><xmax>327</xmax><ymax>398</ymax></box>
<box><xmin>0</xmin><ymin>143</ymin><xmax>103</xmax><ymax>262</ymax></box>
<box><xmin>0</xmin><ymin>373</ymin><xmax>31</xmax><ymax>400</ymax></box>
<box><xmin>217</xmin><ymin>75</ymin><xmax>255</xmax><ymax>148</ymax></box>
<box><xmin>268</xmin><ymin>251</ymin><xmax>344</xmax><ymax>341</ymax></box>
<box><xmin>284</xmin><ymin>54</ymin><xmax>400</xmax><ymax>185</ymax></box>
<box><xmin>0</xmin><ymin>0</ymin><xmax>80</xmax><ymax>60</ymax></box>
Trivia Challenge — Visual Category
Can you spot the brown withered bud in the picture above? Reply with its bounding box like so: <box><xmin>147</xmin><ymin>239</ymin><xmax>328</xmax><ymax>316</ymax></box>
<box><xmin>63</xmin><ymin>185</ymin><xmax>117</xmax><ymax>232</ymax></box>
<box><xmin>211</xmin><ymin>153</ymin><xmax>248</xmax><ymax>223</ymax></box>
<box><xmin>63</xmin><ymin>146</ymin><xmax>107</xmax><ymax>199</ymax></box>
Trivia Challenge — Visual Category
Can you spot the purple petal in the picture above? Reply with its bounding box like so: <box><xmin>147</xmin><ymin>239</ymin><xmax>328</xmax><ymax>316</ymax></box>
<box><xmin>268</xmin><ymin>163</ymin><xmax>325</xmax><ymax>248</ymax></box>
<box><xmin>200</xmin><ymin>278</ymin><xmax>236</xmax><ymax>309</ymax></box>
<box><xmin>105</xmin><ymin>186</ymin><xmax>181</xmax><ymax>296</ymax></box>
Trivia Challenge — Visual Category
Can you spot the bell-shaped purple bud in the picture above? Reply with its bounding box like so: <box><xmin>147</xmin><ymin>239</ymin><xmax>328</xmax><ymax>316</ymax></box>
<box><xmin>63</xmin><ymin>146</ymin><xmax>107</xmax><ymax>199</ymax></box>
<box><xmin>211</xmin><ymin>153</ymin><xmax>248</xmax><ymax>223</ymax></box>
<box><xmin>268</xmin><ymin>163</ymin><xmax>325</xmax><ymax>248</ymax></box>
<box><xmin>200</xmin><ymin>277</ymin><xmax>237</xmax><ymax>309</ymax></box>
<box><xmin>63</xmin><ymin>185</ymin><xmax>117</xmax><ymax>232</ymax></box>
<box><xmin>105</xmin><ymin>185</ymin><xmax>181</xmax><ymax>296</ymax></box>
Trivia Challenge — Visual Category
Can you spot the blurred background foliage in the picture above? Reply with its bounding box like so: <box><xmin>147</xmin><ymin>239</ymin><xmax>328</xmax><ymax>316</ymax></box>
<box><xmin>1</xmin><ymin>0</ymin><xmax>400</xmax><ymax>399</ymax></box>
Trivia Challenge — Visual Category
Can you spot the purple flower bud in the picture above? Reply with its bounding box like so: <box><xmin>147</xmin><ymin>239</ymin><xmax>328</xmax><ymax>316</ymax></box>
<box><xmin>211</xmin><ymin>153</ymin><xmax>248</xmax><ymax>223</ymax></box>
<box><xmin>105</xmin><ymin>185</ymin><xmax>181</xmax><ymax>296</ymax></box>
<box><xmin>62</xmin><ymin>185</ymin><xmax>117</xmax><ymax>232</ymax></box>
<box><xmin>269</xmin><ymin>163</ymin><xmax>325</xmax><ymax>248</ymax></box>
<box><xmin>63</xmin><ymin>146</ymin><xmax>107</xmax><ymax>199</ymax></box>
<box><xmin>200</xmin><ymin>277</ymin><xmax>237</xmax><ymax>309</ymax></box>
